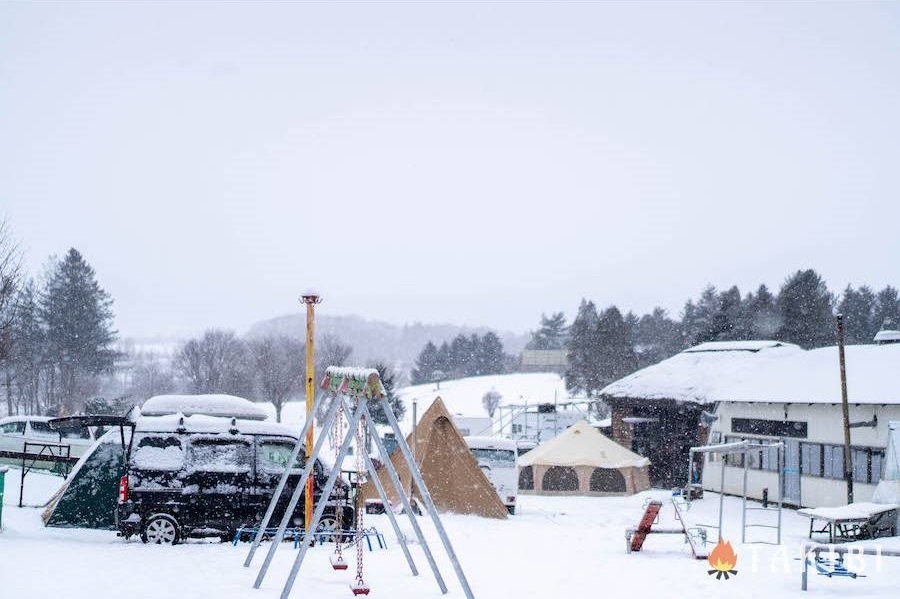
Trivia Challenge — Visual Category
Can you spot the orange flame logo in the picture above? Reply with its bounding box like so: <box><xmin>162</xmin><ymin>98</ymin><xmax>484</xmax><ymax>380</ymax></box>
<box><xmin>707</xmin><ymin>539</ymin><xmax>738</xmax><ymax>580</ymax></box>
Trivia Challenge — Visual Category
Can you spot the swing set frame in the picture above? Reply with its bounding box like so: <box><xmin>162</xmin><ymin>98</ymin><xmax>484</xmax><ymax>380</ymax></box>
<box><xmin>243</xmin><ymin>366</ymin><xmax>476</xmax><ymax>599</ymax></box>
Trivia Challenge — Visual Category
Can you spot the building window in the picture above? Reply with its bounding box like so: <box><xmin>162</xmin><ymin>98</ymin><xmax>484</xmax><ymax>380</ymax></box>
<box><xmin>759</xmin><ymin>443</ymin><xmax>781</xmax><ymax>472</ymax></box>
<box><xmin>822</xmin><ymin>445</ymin><xmax>845</xmax><ymax>479</ymax></box>
<box><xmin>731</xmin><ymin>418</ymin><xmax>808</xmax><ymax>439</ymax></box>
<box><xmin>801</xmin><ymin>443</ymin><xmax>823</xmax><ymax>477</ymax></box>
<box><xmin>723</xmin><ymin>435</ymin><xmax>744</xmax><ymax>467</ymax></box>
<box><xmin>871</xmin><ymin>450</ymin><xmax>884</xmax><ymax>483</ymax></box>
<box><xmin>851</xmin><ymin>448</ymin><xmax>869</xmax><ymax>484</ymax></box>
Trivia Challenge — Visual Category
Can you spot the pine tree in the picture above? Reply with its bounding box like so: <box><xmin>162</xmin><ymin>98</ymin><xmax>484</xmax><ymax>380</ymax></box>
<box><xmin>746</xmin><ymin>284</ymin><xmax>780</xmax><ymax>339</ymax></box>
<box><xmin>634</xmin><ymin>307</ymin><xmax>682</xmax><ymax>367</ymax></box>
<box><xmin>40</xmin><ymin>248</ymin><xmax>117</xmax><ymax>413</ymax></box>
<box><xmin>596</xmin><ymin>306</ymin><xmax>638</xmax><ymax>385</ymax></box>
<box><xmin>711</xmin><ymin>286</ymin><xmax>742</xmax><ymax>341</ymax></box>
<box><xmin>477</xmin><ymin>332</ymin><xmax>506</xmax><ymax>375</ymax></box>
<box><xmin>526</xmin><ymin>312</ymin><xmax>568</xmax><ymax>350</ymax></box>
<box><xmin>874</xmin><ymin>286</ymin><xmax>900</xmax><ymax>333</ymax></box>
<box><xmin>776</xmin><ymin>269</ymin><xmax>835</xmax><ymax>348</ymax></box>
<box><xmin>7</xmin><ymin>281</ymin><xmax>46</xmax><ymax>415</ymax></box>
<box><xmin>838</xmin><ymin>285</ymin><xmax>877</xmax><ymax>344</ymax></box>
<box><xmin>448</xmin><ymin>335</ymin><xmax>473</xmax><ymax>378</ymax></box>
<box><xmin>565</xmin><ymin>299</ymin><xmax>602</xmax><ymax>396</ymax></box>
<box><xmin>435</xmin><ymin>342</ymin><xmax>451</xmax><ymax>380</ymax></box>
<box><xmin>411</xmin><ymin>341</ymin><xmax>439</xmax><ymax>385</ymax></box>
<box><xmin>369</xmin><ymin>362</ymin><xmax>405</xmax><ymax>425</ymax></box>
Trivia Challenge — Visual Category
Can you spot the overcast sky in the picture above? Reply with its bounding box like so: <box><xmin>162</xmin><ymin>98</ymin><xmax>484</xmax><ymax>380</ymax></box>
<box><xmin>2</xmin><ymin>2</ymin><xmax>899</xmax><ymax>339</ymax></box>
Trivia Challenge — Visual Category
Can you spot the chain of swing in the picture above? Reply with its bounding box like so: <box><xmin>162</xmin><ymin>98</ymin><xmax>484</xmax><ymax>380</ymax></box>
<box><xmin>327</xmin><ymin>397</ymin><xmax>369</xmax><ymax>595</ymax></box>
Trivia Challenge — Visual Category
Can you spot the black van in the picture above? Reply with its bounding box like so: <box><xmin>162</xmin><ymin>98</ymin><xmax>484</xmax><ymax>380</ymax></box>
<box><xmin>116</xmin><ymin>414</ymin><xmax>354</xmax><ymax>544</ymax></box>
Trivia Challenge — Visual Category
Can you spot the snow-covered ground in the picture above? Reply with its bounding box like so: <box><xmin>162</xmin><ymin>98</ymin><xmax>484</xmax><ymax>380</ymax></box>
<box><xmin>3</xmin><ymin>466</ymin><xmax>900</xmax><ymax>599</ymax></box>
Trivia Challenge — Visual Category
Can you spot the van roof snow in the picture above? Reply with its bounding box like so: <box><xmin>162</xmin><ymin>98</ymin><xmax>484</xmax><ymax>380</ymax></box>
<box><xmin>140</xmin><ymin>394</ymin><xmax>269</xmax><ymax>421</ymax></box>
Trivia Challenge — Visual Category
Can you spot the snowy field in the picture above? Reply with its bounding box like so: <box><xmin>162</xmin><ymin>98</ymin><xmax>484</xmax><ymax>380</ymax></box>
<box><xmin>264</xmin><ymin>372</ymin><xmax>573</xmax><ymax>433</ymax></box>
<box><xmin>3</xmin><ymin>466</ymin><xmax>900</xmax><ymax>599</ymax></box>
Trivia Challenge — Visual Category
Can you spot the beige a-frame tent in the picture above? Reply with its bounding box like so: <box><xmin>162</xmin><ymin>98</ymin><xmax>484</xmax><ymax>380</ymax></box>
<box><xmin>361</xmin><ymin>397</ymin><xmax>508</xmax><ymax>519</ymax></box>
<box><xmin>518</xmin><ymin>421</ymin><xmax>651</xmax><ymax>496</ymax></box>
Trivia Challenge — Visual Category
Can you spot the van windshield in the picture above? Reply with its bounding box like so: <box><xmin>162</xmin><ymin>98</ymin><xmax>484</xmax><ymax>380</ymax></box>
<box><xmin>257</xmin><ymin>441</ymin><xmax>304</xmax><ymax>472</ymax></box>
<box><xmin>470</xmin><ymin>448</ymin><xmax>517</xmax><ymax>466</ymax></box>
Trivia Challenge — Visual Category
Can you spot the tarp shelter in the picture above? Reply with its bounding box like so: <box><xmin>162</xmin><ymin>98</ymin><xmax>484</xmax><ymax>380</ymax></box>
<box><xmin>518</xmin><ymin>421</ymin><xmax>651</xmax><ymax>496</ymax></box>
<box><xmin>873</xmin><ymin>421</ymin><xmax>900</xmax><ymax>531</ymax></box>
<box><xmin>360</xmin><ymin>397</ymin><xmax>508</xmax><ymax>519</ymax></box>
<box><xmin>42</xmin><ymin>429</ymin><xmax>127</xmax><ymax>529</ymax></box>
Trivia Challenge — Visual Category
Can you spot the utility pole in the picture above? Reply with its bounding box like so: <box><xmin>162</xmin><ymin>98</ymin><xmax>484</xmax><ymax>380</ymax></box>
<box><xmin>301</xmin><ymin>292</ymin><xmax>322</xmax><ymax>533</ymax></box>
<box><xmin>836</xmin><ymin>314</ymin><xmax>854</xmax><ymax>504</ymax></box>
<box><xmin>411</xmin><ymin>396</ymin><xmax>418</xmax><ymax>499</ymax></box>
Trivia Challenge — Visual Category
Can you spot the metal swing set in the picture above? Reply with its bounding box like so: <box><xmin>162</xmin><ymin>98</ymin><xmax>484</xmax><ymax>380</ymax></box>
<box><xmin>243</xmin><ymin>366</ymin><xmax>476</xmax><ymax>599</ymax></box>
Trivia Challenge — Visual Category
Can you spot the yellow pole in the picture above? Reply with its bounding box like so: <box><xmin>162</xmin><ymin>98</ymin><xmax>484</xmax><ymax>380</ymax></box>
<box><xmin>301</xmin><ymin>292</ymin><xmax>321</xmax><ymax>533</ymax></box>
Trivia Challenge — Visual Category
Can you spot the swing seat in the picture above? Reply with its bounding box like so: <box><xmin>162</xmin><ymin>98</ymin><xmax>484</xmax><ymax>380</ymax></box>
<box><xmin>350</xmin><ymin>582</ymin><xmax>370</xmax><ymax>595</ymax></box>
<box><xmin>330</xmin><ymin>555</ymin><xmax>349</xmax><ymax>571</ymax></box>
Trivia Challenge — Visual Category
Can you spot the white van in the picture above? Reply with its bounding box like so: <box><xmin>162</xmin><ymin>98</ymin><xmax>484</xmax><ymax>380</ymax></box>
<box><xmin>0</xmin><ymin>415</ymin><xmax>97</xmax><ymax>470</ymax></box>
<box><xmin>464</xmin><ymin>436</ymin><xmax>518</xmax><ymax>514</ymax></box>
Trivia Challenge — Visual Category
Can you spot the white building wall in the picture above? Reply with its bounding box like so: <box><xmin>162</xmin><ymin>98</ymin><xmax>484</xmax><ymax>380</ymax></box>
<box><xmin>702</xmin><ymin>402</ymin><xmax>900</xmax><ymax>508</ymax></box>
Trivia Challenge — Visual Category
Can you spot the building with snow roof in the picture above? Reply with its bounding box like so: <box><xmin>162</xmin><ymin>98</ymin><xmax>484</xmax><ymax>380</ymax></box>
<box><xmin>600</xmin><ymin>340</ymin><xmax>900</xmax><ymax>507</ymax></box>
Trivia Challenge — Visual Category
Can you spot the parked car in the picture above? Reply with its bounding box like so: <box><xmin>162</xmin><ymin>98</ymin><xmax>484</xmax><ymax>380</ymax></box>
<box><xmin>0</xmin><ymin>415</ymin><xmax>96</xmax><ymax>470</ymax></box>
<box><xmin>116</xmin><ymin>411</ymin><xmax>354</xmax><ymax>545</ymax></box>
<box><xmin>464</xmin><ymin>436</ymin><xmax>519</xmax><ymax>514</ymax></box>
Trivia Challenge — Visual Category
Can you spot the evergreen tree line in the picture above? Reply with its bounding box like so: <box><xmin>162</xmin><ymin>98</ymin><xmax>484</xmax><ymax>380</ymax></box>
<box><xmin>541</xmin><ymin>269</ymin><xmax>900</xmax><ymax>398</ymax></box>
<box><xmin>1</xmin><ymin>247</ymin><xmax>118</xmax><ymax>416</ymax></box>
<box><xmin>0</xmin><ymin>227</ymin><xmax>403</xmax><ymax>422</ymax></box>
<box><xmin>411</xmin><ymin>332</ymin><xmax>507</xmax><ymax>384</ymax></box>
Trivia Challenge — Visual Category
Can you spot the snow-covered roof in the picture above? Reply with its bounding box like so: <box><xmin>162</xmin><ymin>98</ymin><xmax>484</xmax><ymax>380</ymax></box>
<box><xmin>601</xmin><ymin>343</ymin><xmax>900</xmax><ymax>405</ymax></box>
<box><xmin>684</xmin><ymin>340</ymin><xmax>797</xmax><ymax>353</ymax></box>
<box><xmin>874</xmin><ymin>329</ymin><xmax>900</xmax><ymax>344</ymax></box>
<box><xmin>140</xmin><ymin>394</ymin><xmax>269</xmax><ymax>420</ymax></box>
<box><xmin>518</xmin><ymin>421</ymin><xmax>649</xmax><ymax>468</ymax></box>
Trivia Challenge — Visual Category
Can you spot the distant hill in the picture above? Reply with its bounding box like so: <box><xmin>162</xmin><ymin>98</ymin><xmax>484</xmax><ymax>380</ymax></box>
<box><xmin>247</xmin><ymin>313</ymin><xmax>529</xmax><ymax>376</ymax></box>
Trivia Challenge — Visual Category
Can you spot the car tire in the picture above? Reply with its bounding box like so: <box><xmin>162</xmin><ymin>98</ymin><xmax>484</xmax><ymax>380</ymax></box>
<box><xmin>316</xmin><ymin>513</ymin><xmax>339</xmax><ymax>543</ymax></box>
<box><xmin>141</xmin><ymin>514</ymin><xmax>181</xmax><ymax>545</ymax></box>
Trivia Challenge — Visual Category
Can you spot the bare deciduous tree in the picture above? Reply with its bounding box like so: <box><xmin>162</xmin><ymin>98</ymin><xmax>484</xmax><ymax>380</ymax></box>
<box><xmin>1</xmin><ymin>219</ymin><xmax>22</xmax><ymax>415</ymax></box>
<box><xmin>130</xmin><ymin>359</ymin><xmax>176</xmax><ymax>402</ymax></box>
<box><xmin>314</xmin><ymin>334</ymin><xmax>353</xmax><ymax>423</ymax></box>
<box><xmin>174</xmin><ymin>329</ymin><xmax>252</xmax><ymax>396</ymax></box>
<box><xmin>248</xmin><ymin>335</ymin><xmax>304</xmax><ymax>422</ymax></box>
<box><xmin>482</xmin><ymin>388</ymin><xmax>502</xmax><ymax>418</ymax></box>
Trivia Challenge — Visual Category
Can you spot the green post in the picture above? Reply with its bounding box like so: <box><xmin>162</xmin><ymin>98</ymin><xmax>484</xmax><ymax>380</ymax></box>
<box><xmin>0</xmin><ymin>466</ymin><xmax>7</xmax><ymax>531</ymax></box>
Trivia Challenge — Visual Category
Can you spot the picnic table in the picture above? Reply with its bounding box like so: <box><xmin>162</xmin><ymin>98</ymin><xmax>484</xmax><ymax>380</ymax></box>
<box><xmin>798</xmin><ymin>502</ymin><xmax>898</xmax><ymax>543</ymax></box>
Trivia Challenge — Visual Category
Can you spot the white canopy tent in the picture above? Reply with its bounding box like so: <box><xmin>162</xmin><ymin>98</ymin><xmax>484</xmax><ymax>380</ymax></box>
<box><xmin>518</xmin><ymin>421</ymin><xmax>650</xmax><ymax>496</ymax></box>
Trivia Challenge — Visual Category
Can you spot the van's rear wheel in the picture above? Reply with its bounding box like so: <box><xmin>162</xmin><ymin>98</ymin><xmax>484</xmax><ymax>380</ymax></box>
<box><xmin>316</xmin><ymin>513</ymin><xmax>339</xmax><ymax>543</ymax></box>
<box><xmin>141</xmin><ymin>514</ymin><xmax>180</xmax><ymax>545</ymax></box>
